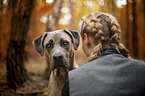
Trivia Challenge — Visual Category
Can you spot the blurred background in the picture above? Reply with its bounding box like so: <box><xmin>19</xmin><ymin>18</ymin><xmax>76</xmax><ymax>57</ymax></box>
<box><xmin>0</xmin><ymin>0</ymin><xmax>145</xmax><ymax>95</ymax></box>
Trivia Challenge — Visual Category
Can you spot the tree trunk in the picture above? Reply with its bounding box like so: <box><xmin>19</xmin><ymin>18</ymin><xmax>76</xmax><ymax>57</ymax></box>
<box><xmin>143</xmin><ymin>0</ymin><xmax>145</xmax><ymax>29</ymax></box>
<box><xmin>69</xmin><ymin>0</ymin><xmax>73</xmax><ymax>29</ymax></box>
<box><xmin>132</xmin><ymin>0</ymin><xmax>138</xmax><ymax>58</ymax></box>
<box><xmin>126</xmin><ymin>0</ymin><xmax>129</xmax><ymax>49</ymax></box>
<box><xmin>0</xmin><ymin>0</ymin><xmax>3</xmax><ymax>60</ymax></box>
<box><xmin>46</xmin><ymin>0</ymin><xmax>64</xmax><ymax>31</ymax></box>
<box><xmin>6</xmin><ymin>0</ymin><xmax>34</xmax><ymax>89</ymax></box>
<box><xmin>112</xmin><ymin>0</ymin><xmax>116</xmax><ymax>16</ymax></box>
<box><xmin>0</xmin><ymin>0</ymin><xmax>3</xmax><ymax>13</ymax></box>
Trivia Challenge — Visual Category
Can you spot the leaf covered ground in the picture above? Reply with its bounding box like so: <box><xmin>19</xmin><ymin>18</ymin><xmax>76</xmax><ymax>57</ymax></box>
<box><xmin>0</xmin><ymin>59</ymin><xmax>49</xmax><ymax>96</ymax></box>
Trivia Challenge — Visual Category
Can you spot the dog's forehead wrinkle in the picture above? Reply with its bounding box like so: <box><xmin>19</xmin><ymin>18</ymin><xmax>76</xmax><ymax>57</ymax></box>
<box><xmin>45</xmin><ymin>31</ymin><xmax>72</xmax><ymax>42</ymax></box>
<box><xmin>44</xmin><ymin>35</ymin><xmax>57</xmax><ymax>44</ymax></box>
<box><xmin>56</xmin><ymin>31</ymin><xmax>71</xmax><ymax>41</ymax></box>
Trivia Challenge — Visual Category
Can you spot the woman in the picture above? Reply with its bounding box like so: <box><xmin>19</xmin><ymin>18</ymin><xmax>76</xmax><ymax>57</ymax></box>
<box><xmin>61</xmin><ymin>12</ymin><xmax>145</xmax><ymax>96</ymax></box>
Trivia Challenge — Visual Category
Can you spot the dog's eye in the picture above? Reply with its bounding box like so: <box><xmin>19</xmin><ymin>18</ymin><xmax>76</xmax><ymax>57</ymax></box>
<box><xmin>62</xmin><ymin>41</ymin><xmax>69</xmax><ymax>45</ymax></box>
<box><xmin>46</xmin><ymin>44</ymin><xmax>51</xmax><ymax>48</ymax></box>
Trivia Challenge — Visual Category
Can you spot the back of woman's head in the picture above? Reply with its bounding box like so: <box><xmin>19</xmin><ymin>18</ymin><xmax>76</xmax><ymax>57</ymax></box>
<box><xmin>78</xmin><ymin>12</ymin><xmax>130</xmax><ymax>61</ymax></box>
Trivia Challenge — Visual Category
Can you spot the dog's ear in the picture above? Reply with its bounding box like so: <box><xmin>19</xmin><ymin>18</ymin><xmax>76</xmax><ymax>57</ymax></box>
<box><xmin>63</xmin><ymin>28</ymin><xmax>80</xmax><ymax>50</ymax></box>
<box><xmin>32</xmin><ymin>32</ymin><xmax>48</xmax><ymax>56</ymax></box>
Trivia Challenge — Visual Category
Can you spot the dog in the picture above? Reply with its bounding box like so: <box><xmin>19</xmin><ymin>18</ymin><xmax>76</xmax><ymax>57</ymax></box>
<box><xmin>33</xmin><ymin>29</ymin><xmax>80</xmax><ymax>96</ymax></box>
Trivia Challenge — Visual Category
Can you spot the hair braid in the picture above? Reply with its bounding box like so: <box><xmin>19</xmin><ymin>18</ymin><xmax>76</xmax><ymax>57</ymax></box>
<box><xmin>79</xmin><ymin>12</ymin><xmax>130</xmax><ymax>61</ymax></box>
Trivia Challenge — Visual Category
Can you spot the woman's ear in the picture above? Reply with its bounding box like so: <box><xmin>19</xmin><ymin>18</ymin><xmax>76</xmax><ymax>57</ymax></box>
<box><xmin>83</xmin><ymin>33</ymin><xmax>91</xmax><ymax>47</ymax></box>
<box><xmin>83</xmin><ymin>33</ymin><xmax>87</xmax><ymax>39</ymax></box>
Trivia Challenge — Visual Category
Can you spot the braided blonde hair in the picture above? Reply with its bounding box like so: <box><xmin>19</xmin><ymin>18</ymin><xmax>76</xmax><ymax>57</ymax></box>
<box><xmin>78</xmin><ymin>12</ymin><xmax>130</xmax><ymax>61</ymax></box>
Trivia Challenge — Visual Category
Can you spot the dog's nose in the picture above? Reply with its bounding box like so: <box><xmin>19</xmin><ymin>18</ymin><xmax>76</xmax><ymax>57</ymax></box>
<box><xmin>53</xmin><ymin>54</ymin><xmax>63</xmax><ymax>61</ymax></box>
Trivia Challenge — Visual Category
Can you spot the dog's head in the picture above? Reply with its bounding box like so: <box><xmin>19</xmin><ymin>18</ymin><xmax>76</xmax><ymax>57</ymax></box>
<box><xmin>33</xmin><ymin>29</ymin><xmax>80</xmax><ymax>71</ymax></box>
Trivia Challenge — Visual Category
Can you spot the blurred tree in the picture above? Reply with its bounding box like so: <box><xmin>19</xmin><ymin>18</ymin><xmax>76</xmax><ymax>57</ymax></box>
<box><xmin>0</xmin><ymin>0</ymin><xmax>3</xmax><ymax>12</ymax></box>
<box><xmin>105</xmin><ymin>0</ymin><xmax>116</xmax><ymax>16</ymax></box>
<box><xmin>142</xmin><ymin>0</ymin><xmax>145</xmax><ymax>25</ymax></box>
<box><xmin>132</xmin><ymin>0</ymin><xmax>138</xmax><ymax>58</ymax></box>
<box><xmin>46</xmin><ymin>0</ymin><xmax>64</xmax><ymax>31</ymax></box>
<box><xmin>6</xmin><ymin>0</ymin><xmax>34</xmax><ymax>89</ymax></box>
<box><xmin>112</xmin><ymin>0</ymin><xmax>116</xmax><ymax>16</ymax></box>
<box><xmin>126</xmin><ymin>0</ymin><xmax>129</xmax><ymax>49</ymax></box>
<box><xmin>0</xmin><ymin>0</ymin><xmax>3</xmax><ymax>61</ymax></box>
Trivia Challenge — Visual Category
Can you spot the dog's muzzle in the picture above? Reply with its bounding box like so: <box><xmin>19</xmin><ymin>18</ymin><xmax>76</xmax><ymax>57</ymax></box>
<box><xmin>51</xmin><ymin>53</ymin><xmax>68</xmax><ymax>70</ymax></box>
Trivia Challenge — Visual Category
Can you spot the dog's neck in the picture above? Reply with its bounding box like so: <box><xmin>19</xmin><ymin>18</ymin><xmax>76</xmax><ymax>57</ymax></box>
<box><xmin>47</xmin><ymin>52</ymin><xmax>76</xmax><ymax>96</ymax></box>
<box><xmin>70</xmin><ymin>52</ymin><xmax>79</xmax><ymax>70</ymax></box>
<box><xmin>48</xmin><ymin>68</ymin><xmax>68</xmax><ymax>96</ymax></box>
<box><xmin>69</xmin><ymin>52</ymin><xmax>75</xmax><ymax>70</ymax></box>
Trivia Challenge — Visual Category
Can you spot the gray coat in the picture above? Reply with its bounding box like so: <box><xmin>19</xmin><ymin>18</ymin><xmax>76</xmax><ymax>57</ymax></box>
<box><xmin>69</xmin><ymin>54</ymin><xmax>145</xmax><ymax>96</ymax></box>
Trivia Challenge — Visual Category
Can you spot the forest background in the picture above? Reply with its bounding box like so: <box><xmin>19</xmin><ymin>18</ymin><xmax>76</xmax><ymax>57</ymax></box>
<box><xmin>0</xmin><ymin>0</ymin><xmax>145</xmax><ymax>95</ymax></box>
